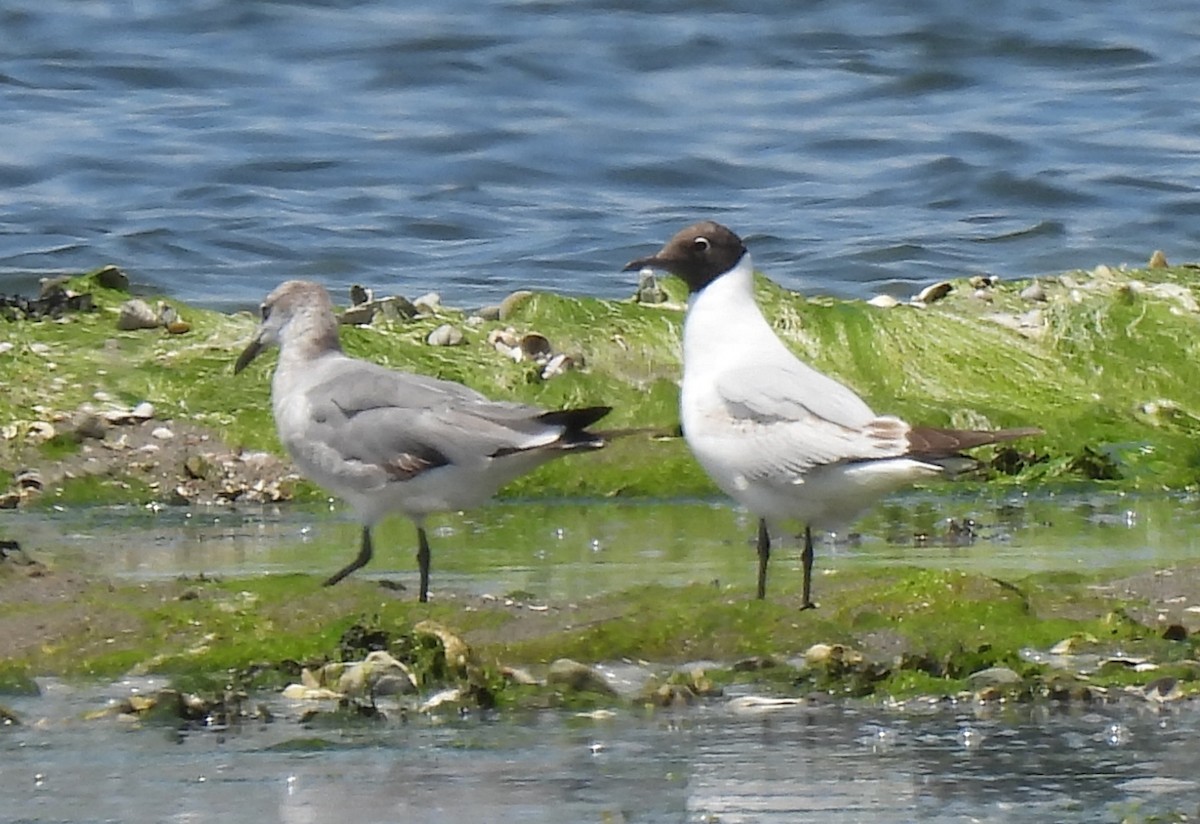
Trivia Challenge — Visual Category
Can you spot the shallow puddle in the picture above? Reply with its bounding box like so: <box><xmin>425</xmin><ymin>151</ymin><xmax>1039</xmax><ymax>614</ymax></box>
<box><xmin>5</xmin><ymin>488</ymin><xmax>1200</xmax><ymax>598</ymax></box>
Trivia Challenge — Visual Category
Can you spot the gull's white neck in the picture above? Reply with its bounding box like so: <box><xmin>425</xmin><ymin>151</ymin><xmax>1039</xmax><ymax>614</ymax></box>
<box><xmin>682</xmin><ymin>252</ymin><xmax>784</xmax><ymax>377</ymax></box>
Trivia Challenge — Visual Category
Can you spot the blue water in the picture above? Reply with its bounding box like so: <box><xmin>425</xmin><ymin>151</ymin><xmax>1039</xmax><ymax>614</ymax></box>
<box><xmin>2</xmin><ymin>0</ymin><xmax>1199</xmax><ymax>310</ymax></box>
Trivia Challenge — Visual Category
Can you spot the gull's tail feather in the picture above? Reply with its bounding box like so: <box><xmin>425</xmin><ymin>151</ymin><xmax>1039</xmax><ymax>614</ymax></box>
<box><xmin>906</xmin><ymin>425</ymin><xmax>1042</xmax><ymax>457</ymax></box>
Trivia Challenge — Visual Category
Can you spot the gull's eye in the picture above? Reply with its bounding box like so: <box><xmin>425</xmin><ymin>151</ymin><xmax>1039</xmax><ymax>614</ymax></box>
<box><xmin>693</xmin><ymin>236</ymin><xmax>711</xmax><ymax>252</ymax></box>
<box><xmin>260</xmin><ymin>303</ymin><xmax>271</xmax><ymax>322</ymax></box>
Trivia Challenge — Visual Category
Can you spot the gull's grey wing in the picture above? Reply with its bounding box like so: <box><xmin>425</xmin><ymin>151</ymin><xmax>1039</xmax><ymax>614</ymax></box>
<box><xmin>284</xmin><ymin>361</ymin><xmax>573</xmax><ymax>492</ymax></box>
<box><xmin>713</xmin><ymin>363</ymin><xmax>912</xmax><ymax>482</ymax></box>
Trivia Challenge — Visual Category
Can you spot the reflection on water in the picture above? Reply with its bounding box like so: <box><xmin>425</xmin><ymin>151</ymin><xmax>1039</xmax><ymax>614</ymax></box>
<box><xmin>5</xmin><ymin>489</ymin><xmax>1200</xmax><ymax>598</ymax></box>
<box><xmin>4</xmin><ymin>491</ymin><xmax>1200</xmax><ymax>821</ymax></box>
<box><xmin>4</xmin><ymin>679</ymin><xmax>1200</xmax><ymax>823</ymax></box>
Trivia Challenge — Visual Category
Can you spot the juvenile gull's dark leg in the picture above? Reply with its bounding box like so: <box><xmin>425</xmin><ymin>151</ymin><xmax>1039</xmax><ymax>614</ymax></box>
<box><xmin>323</xmin><ymin>526</ymin><xmax>373</xmax><ymax>586</ymax></box>
<box><xmin>755</xmin><ymin>518</ymin><xmax>770</xmax><ymax>600</ymax></box>
<box><xmin>416</xmin><ymin>526</ymin><xmax>431</xmax><ymax>603</ymax></box>
<box><xmin>800</xmin><ymin>525</ymin><xmax>816</xmax><ymax>611</ymax></box>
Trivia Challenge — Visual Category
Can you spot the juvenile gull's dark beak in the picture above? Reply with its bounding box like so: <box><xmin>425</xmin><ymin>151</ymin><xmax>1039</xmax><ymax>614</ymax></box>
<box><xmin>234</xmin><ymin>337</ymin><xmax>265</xmax><ymax>374</ymax></box>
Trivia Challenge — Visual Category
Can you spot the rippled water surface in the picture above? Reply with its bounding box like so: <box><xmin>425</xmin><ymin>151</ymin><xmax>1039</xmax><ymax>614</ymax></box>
<box><xmin>3</xmin><ymin>1</ymin><xmax>1200</xmax><ymax>309</ymax></box>
<box><xmin>5</xmin><ymin>492</ymin><xmax>1200</xmax><ymax>821</ymax></box>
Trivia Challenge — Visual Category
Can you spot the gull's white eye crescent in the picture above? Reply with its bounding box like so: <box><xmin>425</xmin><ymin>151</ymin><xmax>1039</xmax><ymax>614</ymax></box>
<box><xmin>694</xmin><ymin>236</ymin><xmax>711</xmax><ymax>252</ymax></box>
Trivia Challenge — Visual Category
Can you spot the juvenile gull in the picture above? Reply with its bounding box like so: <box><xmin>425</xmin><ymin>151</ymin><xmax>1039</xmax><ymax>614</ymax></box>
<box><xmin>625</xmin><ymin>222</ymin><xmax>1039</xmax><ymax>609</ymax></box>
<box><xmin>235</xmin><ymin>280</ymin><xmax>611</xmax><ymax>601</ymax></box>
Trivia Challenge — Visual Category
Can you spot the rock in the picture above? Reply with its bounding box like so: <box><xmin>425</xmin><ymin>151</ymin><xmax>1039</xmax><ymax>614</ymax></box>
<box><xmin>165</xmin><ymin>320</ymin><xmax>191</xmax><ymax>335</ymax></box>
<box><xmin>643</xmin><ymin>682</ymin><xmax>696</xmax><ymax>707</ymax></box>
<box><xmin>116</xmin><ymin>299</ymin><xmax>161</xmax><ymax>331</ymax></box>
<box><xmin>634</xmin><ymin>271</ymin><xmax>668</xmax><ymax>304</ymax></box>
<box><xmin>130</xmin><ymin>401</ymin><xmax>155</xmax><ymax>420</ymax></box>
<box><xmin>966</xmin><ymin>666</ymin><xmax>1022</xmax><ymax>688</ymax></box>
<box><xmin>498</xmin><ymin>290</ymin><xmax>534</xmax><ymax>320</ymax></box>
<box><xmin>92</xmin><ymin>265</ymin><xmax>130</xmax><ymax>291</ymax></box>
<box><xmin>1162</xmin><ymin>623</ymin><xmax>1188</xmax><ymax>641</ymax></box>
<box><xmin>419</xmin><ymin>687</ymin><xmax>464</xmax><ymax>713</ymax></box>
<box><xmin>477</xmin><ymin>304</ymin><xmax>502</xmax><ymax>321</ymax></box>
<box><xmin>1149</xmin><ymin>249</ymin><xmax>1169</xmax><ymax>268</ymax></box>
<box><xmin>914</xmin><ymin>281</ymin><xmax>952</xmax><ymax>304</ymax></box>
<box><xmin>0</xmin><ymin>703</ymin><xmax>20</xmax><ymax>725</ymax></box>
<box><xmin>426</xmin><ymin>324</ymin><xmax>464</xmax><ymax>346</ymax></box>
<box><xmin>151</xmin><ymin>426</ymin><xmax>175</xmax><ymax>440</ymax></box>
<box><xmin>803</xmin><ymin>643</ymin><xmax>862</xmax><ymax>666</ymax></box>
<box><xmin>377</xmin><ymin>295</ymin><xmax>418</xmax><ymax>321</ymax></box>
<box><xmin>70</xmin><ymin>411</ymin><xmax>107</xmax><ymax>441</ymax></box>
<box><xmin>547</xmin><ymin>658</ymin><xmax>618</xmax><ymax>696</ymax></box>
<box><xmin>413</xmin><ymin>292</ymin><xmax>441</xmax><ymax>315</ymax></box>
<box><xmin>1020</xmin><ymin>281</ymin><xmax>1047</xmax><ymax>302</ymax></box>
<box><xmin>336</xmin><ymin>651</ymin><xmax>418</xmax><ymax>697</ymax></box>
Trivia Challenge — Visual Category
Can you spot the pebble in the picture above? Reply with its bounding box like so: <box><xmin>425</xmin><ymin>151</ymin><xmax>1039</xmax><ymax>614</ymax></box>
<box><xmin>116</xmin><ymin>299</ymin><xmax>161</xmax><ymax>331</ymax></box>
<box><xmin>1020</xmin><ymin>282</ymin><xmax>1047</xmax><ymax>302</ymax></box>
<box><xmin>498</xmin><ymin>290</ymin><xmax>534</xmax><ymax>320</ymax></box>
<box><xmin>150</xmin><ymin>427</ymin><xmax>175</xmax><ymax>440</ymax></box>
<box><xmin>413</xmin><ymin>292</ymin><xmax>441</xmax><ymax>315</ymax></box>
<box><xmin>547</xmin><ymin>658</ymin><xmax>618</xmax><ymax>696</ymax></box>
<box><xmin>426</xmin><ymin>324</ymin><xmax>464</xmax><ymax>346</ymax></box>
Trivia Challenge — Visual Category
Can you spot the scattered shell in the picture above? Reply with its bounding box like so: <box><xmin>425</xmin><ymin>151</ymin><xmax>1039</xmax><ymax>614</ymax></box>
<box><xmin>419</xmin><ymin>687</ymin><xmax>464</xmax><ymax>713</ymax></box>
<box><xmin>541</xmin><ymin>352</ymin><xmax>575</xmax><ymax>380</ymax></box>
<box><xmin>25</xmin><ymin>422</ymin><xmax>55</xmax><ymax>444</ymax></box>
<box><xmin>116</xmin><ymin>299</ymin><xmax>161</xmax><ymax>331</ymax></box>
<box><xmin>727</xmin><ymin>695</ymin><xmax>806</xmax><ymax>713</ymax></box>
<box><xmin>349</xmin><ymin>284</ymin><xmax>372</xmax><ymax>305</ymax></box>
<box><xmin>1020</xmin><ymin>281</ymin><xmax>1047</xmax><ymax>302</ymax></box>
<box><xmin>498</xmin><ymin>290</ymin><xmax>534</xmax><ymax>320</ymax></box>
<box><xmin>914</xmin><ymin>281</ymin><xmax>952</xmax><ymax>304</ymax></box>
<box><xmin>414</xmin><ymin>620</ymin><xmax>473</xmax><ymax>673</ymax></box>
<box><xmin>867</xmin><ymin>294</ymin><xmax>900</xmax><ymax>309</ymax></box>
<box><xmin>1148</xmin><ymin>250</ymin><xmax>1169</xmax><ymax>269</ymax></box>
<box><xmin>413</xmin><ymin>292</ymin><xmax>441</xmax><ymax>315</ymax></box>
<box><xmin>426</xmin><ymin>323</ymin><xmax>465</xmax><ymax>346</ymax></box>
<box><xmin>14</xmin><ymin>468</ymin><xmax>43</xmax><ymax>490</ymax></box>
<box><xmin>803</xmin><ymin>642</ymin><xmax>862</xmax><ymax>666</ymax></box>
<box><xmin>518</xmin><ymin>332</ymin><xmax>553</xmax><ymax>362</ymax></box>
<box><xmin>501</xmin><ymin>666</ymin><xmax>541</xmax><ymax>686</ymax></box>
<box><xmin>340</xmin><ymin>305</ymin><xmax>376</xmax><ymax>326</ymax></box>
